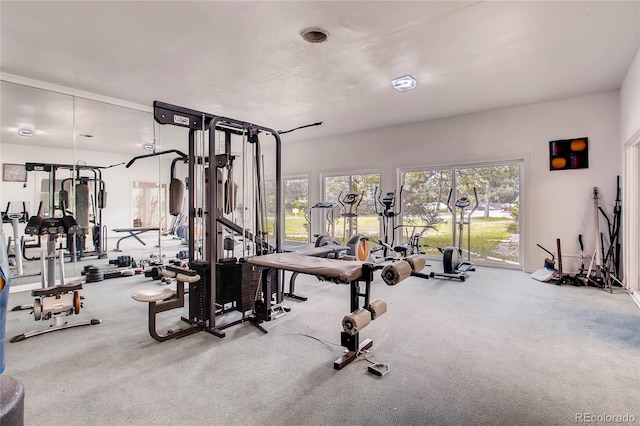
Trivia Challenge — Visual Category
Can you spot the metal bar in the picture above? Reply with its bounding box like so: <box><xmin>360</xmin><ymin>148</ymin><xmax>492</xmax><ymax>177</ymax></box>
<box><xmin>188</xmin><ymin>129</ymin><xmax>196</xmax><ymax>262</ymax></box>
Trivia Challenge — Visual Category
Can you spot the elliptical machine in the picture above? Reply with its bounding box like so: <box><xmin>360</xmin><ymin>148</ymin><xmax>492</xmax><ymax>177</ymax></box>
<box><xmin>430</xmin><ymin>188</ymin><xmax>478</xmax><ymax>281</ymax></box>
<box><xmin>309</xmin><ymin>200</ymin><xmax>341</xmax><ymax>248</ymax></box>
<box><xmin>339</xmin><ymin>191</ymin><xmax>371</xmax><ymax>262</ymax></box>
<box><xmin>372</xmin><ymin>186</ymin><xmax>403</xmax><ymax>260</ymax></box>
<box><xmin>308</xmin><ymin>191</ymin><xmax>370</xmax><ymax>261</ymax></box>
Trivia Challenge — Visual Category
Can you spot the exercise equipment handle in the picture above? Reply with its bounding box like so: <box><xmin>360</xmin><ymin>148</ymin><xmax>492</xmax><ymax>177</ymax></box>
<box><xmin>126</xmin><ymin>149</ymin><xmax>188</xmax><ymax>168</ymax></box>
<box><xmin>373</xmin><ymin>186</ymin><xmax>382</xmax><ymax>215</ymax></box>
<box><xmin>578</xmin><ymin>234</ymin><xmax>584</xmax><ymax>252</ymax></box>
<box><xmin>396</xmin><ymin>185</ymin><xmax>403</xmax><ymax>216</ymax></box>
<box><xmin>472</xmin><ymin>188</ymin><xmax>479</xmax><ymax>212</ymax></box>
<box><xmin>467</xmin><ymin>187</ymin><xmax>479</xmax><ymax>221</ymax></box>
<box><xmin>446</xmin><ymin>188</ymin><xmax>454</xmax><ymax>213</ymax></box>
<box><xmin>536</xmin><ymin>243</ymin><xmax>555</xmax><ymax>259</ymax></box>
<box><xmin>337</xmin><ymin>190</ymin><xmax>346</xmax><ymax>209</ymax></box>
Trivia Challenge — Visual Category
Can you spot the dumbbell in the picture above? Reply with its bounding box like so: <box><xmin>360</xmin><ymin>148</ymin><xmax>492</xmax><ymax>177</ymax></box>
<box><xmin>144</xmin><ymin>265</ymin><xmax>165</xmax><ymax>281</ymax></box>
<box><xmin>109</xmin><ymin>255</ymin><xmax>132</xmax><ymax>268</ymax></box>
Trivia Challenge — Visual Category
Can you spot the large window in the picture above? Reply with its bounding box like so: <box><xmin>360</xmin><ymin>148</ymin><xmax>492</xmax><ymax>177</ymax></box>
<box><xmin>284</xmin><ymin>177</ymin><xmax>309</xmax><ymax>242</ymax></box>
<box><xmin>324</xmin><ymin>173</ymin><xmax>380</xmax><ymax>243</ymax></box>
<box><xmin>401</xmin><ymin>163</ymin><xmax>521</xmax><ymax>267</ymax></box>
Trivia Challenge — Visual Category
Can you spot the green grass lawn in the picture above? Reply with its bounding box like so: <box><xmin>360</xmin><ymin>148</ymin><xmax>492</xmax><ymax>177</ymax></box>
<box><xmin>274</xmin><ymin>215</ymin><xmax>520</xmax><ymax>264</ymax></box>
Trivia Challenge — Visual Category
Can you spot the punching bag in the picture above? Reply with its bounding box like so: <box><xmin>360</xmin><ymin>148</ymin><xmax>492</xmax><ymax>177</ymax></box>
<box><xmin>169</xmin><ymin>178</ymin><xmax>185</xmax><ymax>216</ymax></box>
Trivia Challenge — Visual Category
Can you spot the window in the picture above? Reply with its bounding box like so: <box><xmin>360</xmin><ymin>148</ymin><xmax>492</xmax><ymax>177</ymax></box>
<box><xmin>284</xmin><ymin>177</ymin><xmax>309</xmax><ymax>242</ymax></box>
<box><xmin>323</xmin><ymin>173</ymin><xmax>381</xmax><ymax>243</ymax></box>
<box><xmin>401</xmin><ymin>163</ymin><xmax>521</xmax><ymax>267</ymax></box>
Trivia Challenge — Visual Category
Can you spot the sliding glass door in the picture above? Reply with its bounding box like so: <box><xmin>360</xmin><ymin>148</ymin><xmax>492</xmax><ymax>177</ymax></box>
<box><xmin>401</xmin><ymin>163</ymin><xmax>521</xmax><ymax>267</ymax></box>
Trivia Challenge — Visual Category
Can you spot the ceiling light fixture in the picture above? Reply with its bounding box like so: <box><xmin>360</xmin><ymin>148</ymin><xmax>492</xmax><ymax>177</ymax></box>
<box><xmin>18</xmin><ymin>128</ymin><xmax>35</xmax><ymax>137</ymax></box>
<box><xmin>143</xmin><ymin>144</ymin><xmax>154</xmax><ymax>151</ymax></box>
<box><xmin>391</xmin><ymin>75</ymin><xmax>417</xmax><ymax>92</ymax></box>
<box><xmin>300</xmin><ymin>27</ymin><xmax>329</xmax><ymax>43</ymax></box>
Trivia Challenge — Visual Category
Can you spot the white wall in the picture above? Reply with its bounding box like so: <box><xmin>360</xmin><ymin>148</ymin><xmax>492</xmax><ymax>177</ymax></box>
<box><xmin>283</xmin><ymin>91</ymin><xmax>621</xmax><ymax>273</ymax></box>
<box><xmin>621</xmin><ymin>48</ymin><xmax>640</xmax><ymax>143</ymax></box>
<box><xmin>620</xmin><ymin>47</ymin><xmax>640</xmax><ymax>295</ymax></box>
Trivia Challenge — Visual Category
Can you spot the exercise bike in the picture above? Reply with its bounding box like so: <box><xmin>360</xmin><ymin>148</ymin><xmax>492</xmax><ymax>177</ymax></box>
<box><xmin>10</xmin><ymin>203</ymin><xmax>102</xmax><ymax>342</ymax></box>
<box><xmin>430</xmin><ymin>188</ymin><xmax>478</xmax><ymax>281</ymax></box>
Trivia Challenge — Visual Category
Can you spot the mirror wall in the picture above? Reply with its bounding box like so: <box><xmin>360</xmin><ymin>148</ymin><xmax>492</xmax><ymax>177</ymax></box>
<box><xmin>0</xmin><ymin>80</ymin><xmax>178</xmax><ymax>286</ymax></box>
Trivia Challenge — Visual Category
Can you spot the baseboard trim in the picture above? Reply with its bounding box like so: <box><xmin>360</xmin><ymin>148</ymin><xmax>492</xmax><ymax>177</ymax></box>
<box><xmin>9</xmin><ymin>282</ymin><xmax>41</xmax><ymax>294</ymax></box>
<box><xmin>629</xmin><ymin>289</ymin><xmax>640</xmax><ymax>310</ymax></box>
<box><xmin>9</xmin><ymin>276</ymin><xmax>84</xmax><ymax>294</ymax></box>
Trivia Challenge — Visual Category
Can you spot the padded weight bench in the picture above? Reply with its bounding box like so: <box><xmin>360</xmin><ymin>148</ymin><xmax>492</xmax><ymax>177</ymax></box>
<box><xmin>247</xmin><ymin>253</ymin><xmax>376</xmax><ymax>370</ymax></box>
<box><xmin>248</xmin><ymin>252</ymin><xmax>364</xmax><ymax>283</ymax></box>
<box><xmin>112</xmin><ymin>227</ymin><xmax>160</xmax><ymax>251</ymax></box>
<box><xmin>282</xmin><ymin>244</ymin><xmax>351</xmax><ymax>301</ymax></box>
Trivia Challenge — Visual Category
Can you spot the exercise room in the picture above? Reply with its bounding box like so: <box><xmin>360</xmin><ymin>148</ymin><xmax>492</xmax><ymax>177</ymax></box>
<box><xmin>1</xmin><ymin>2</ymin><xmax>639</xmax><ymax>425</ymax></box>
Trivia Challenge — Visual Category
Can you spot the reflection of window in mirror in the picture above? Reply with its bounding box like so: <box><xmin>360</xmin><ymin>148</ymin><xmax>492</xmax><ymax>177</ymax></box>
<box><xmin>132</xmin><ymin>181</ymin><xmax>167</xmax><ymax>230</ymax></box>
<box><xmin>40</xmin><ymin>179</ymin><xmax>64</xmax><ymax>218</ymax></box>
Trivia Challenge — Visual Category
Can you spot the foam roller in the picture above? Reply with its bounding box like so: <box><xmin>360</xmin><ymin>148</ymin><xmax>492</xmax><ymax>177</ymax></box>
<box><xmin>381</xmin><ymin>261</ymin><xmax>412</xmax><ymax>285</ymax></box>
<box><xmin>404</xmin><ymin>254</ymin><xmax>427</xmax><ymax>272</ymax></box>
<box><xmin>162</xmin><ymin>269</ymin><xmax>177</xmax><ymax>278</ymax></box>
<box><xmin>342</xmin><ymin>308</ymin><xmax>371</xmax><ymax>335</ymax></box>
<box><xmin>368</xmin><ymin>298</ymin><xmax>387</xmax><ymax>319</ymax></box>
<box><xmin>176</xmin><ymin>273</ymin><xmax>201</xmax><ymax>284</ymax></box>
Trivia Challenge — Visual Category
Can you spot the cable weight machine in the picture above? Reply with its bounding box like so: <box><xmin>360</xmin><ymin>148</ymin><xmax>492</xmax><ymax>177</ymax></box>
<box><xmin>131</xmin><ymin>101</ymin><xmax>284</xmax><ymax>342</ymax></box>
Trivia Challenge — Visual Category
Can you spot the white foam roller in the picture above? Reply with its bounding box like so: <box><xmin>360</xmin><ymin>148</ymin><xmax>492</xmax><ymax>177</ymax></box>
<box><xmin>162</xmin><ymin>270</ymin><xmax>177</xmax><ymax>278</ymax></box>
<box><xmin>176</xmin><ymin>273</ymin><xmax>200</xmax><ymax>283</ymax></box>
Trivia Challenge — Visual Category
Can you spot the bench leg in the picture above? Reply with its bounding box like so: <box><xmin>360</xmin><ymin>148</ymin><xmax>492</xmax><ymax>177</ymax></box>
<box><xmin>334</xmin><ymin>332</ymin><xmax>373</xmax><ymax>370</ymax></box>
<box><xmin>115</xmin><ymin>231</ymin><xmax>150</xmax><ymax>251</ymax></box>
<box><xmin>147</xmin><ymin>301</ymin><xmax>199</xmax><ymax>342</ymax></box>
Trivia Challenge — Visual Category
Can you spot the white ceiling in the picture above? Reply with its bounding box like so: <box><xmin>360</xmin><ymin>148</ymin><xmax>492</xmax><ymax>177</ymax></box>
<box><xmin>1</xmin><ymin>1</ymin><xmax>639</xmax><ymax>155</ymax></box>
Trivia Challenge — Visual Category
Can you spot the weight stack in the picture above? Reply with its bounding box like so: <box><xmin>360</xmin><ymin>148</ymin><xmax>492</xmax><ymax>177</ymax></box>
<box><xmin>216</xmin><ymin>261</ymin><xmax>239</xmax><ymax>305</ymax></box>
<box><xmin>235</xmin><ymin>263</ymin><xmax>260</xmax><ymax>313</ymax></box>
<box><xmin>188</xmin><ymin>261</ymin><xmax>210</xmax><ymax>324</ymax></box>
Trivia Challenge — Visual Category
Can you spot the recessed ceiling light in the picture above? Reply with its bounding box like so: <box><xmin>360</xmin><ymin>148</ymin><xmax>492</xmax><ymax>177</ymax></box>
<box><xmin>391</xmin><ymin>75</ymin><xmax>417</xmax><ymax>92</ymax></box>
<box><xmin>18</xmin><ymin>128</ymin><xmax>35</xmax><ymax>137</ymax></box>
<box><xmin>300</xmin><ymin>27</ymin><xmax>329</xmax><ymax>43</ymax></box>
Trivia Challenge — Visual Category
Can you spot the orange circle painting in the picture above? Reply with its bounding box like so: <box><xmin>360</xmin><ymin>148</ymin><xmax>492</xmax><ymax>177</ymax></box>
<box><xmin>570</xmin><ymin>139</ymin><xmax>587</xmax><ymax>152</ymax></box>
<box><xmin>551</xmin><ymin>157</ymin><xmax>567</xmax><ymax>169</ymax></box>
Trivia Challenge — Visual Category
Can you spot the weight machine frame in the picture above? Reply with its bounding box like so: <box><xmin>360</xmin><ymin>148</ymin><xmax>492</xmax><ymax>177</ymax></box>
<box><xmin>152</xmin><ymin>101</ymin><xmax>283</xmax><ymax>338</ymax></box>
<box><xmin>25</xmin><ymin>162</ymin><xmax>110</xmax><ymax>260</ymax></box>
